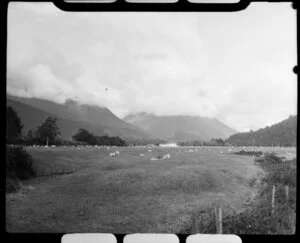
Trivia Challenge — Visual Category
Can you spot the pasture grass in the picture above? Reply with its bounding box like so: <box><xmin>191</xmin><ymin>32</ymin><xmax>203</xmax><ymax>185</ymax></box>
<box><xmin>6</xmin><ymin>146</ymin><xmax>295</xmax><ymax>233</ymax></box>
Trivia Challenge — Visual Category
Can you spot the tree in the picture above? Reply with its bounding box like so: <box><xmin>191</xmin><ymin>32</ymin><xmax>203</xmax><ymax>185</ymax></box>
<box><xmin>23</xmin><ymin>129</ymin><xmax>40</xmax><ymax>145</ymax></box>
<box><xmin>6</xmin><ymin>106</ymin><xmax>23</xmax><ymax>144</ymax></box>
<box><xmin>36</xmin><ymin>117</ymin><xmax>61</xmax><ymax>146</ymax></box>
<box><xmin>72</xmin><ymin>128</ymin><xmax>96</xmax><ymax>145</ymax></box>
<box><xmin>27</xmin><ymin>130</ymin><xmax>34</xmax><ymax>140</ymax></box>
<box><xmin>72</xmin><ymin>128</ymin><xmax>126</xmax><ymax>146</ymax></box>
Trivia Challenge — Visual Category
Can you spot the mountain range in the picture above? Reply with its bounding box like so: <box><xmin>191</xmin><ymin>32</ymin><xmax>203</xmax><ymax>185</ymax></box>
<box><xmin>123</xmin><ymin>112</ymin><xmax>237</xmax><ymax>141</ymax></box>
<box><xmin>7</xmin><ymin>94</ymin><xmax>295</xmax><ymax>145</ymax></box>
<box><xmin>7</xmin><ymin>95</ymin><xmax>238</xmax><ymax>142</ymax></box>
<box><xmin>7</xmin><ymin>95</ymin><xmax>150</xmax><ymax>140</ymax></box>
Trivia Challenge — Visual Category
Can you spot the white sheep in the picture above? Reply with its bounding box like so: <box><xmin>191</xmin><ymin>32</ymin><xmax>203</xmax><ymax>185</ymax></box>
<box><xmin>139</xmin><ymin>154</ymin><xmax>145</xmax><ymax>158</ymax></box>
<box><xmin>109</xmin><ymin>152</ymin><xmax>116</xmax><ymax>157</ymax></box>
<box><xmin>162</xmin><ymin>153</ymin><xmax>171</xmax><ymax>159</ymax></box>
<box><xmin>115</xmin><ymin>151</ymin><xmax>120</xmax><ymax>155</ymax></box>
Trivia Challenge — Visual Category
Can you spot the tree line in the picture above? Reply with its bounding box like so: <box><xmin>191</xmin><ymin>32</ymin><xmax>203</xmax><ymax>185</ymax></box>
<box><xmin>177</xmin><ymin>138</ymin><xmax>227</xmax><ymax>147</ymax></box>
<box><xmin>6</xmin><ymin>106</ymin><xmax>126</xmax><ymax>146</ymax></box>
<box><xmin>72</xmin><ymin>128</ymin><xmax>126</xmax><ymax>146</ymax></box>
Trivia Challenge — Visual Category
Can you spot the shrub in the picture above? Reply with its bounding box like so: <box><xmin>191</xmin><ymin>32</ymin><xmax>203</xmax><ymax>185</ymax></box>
<box><xmin>6</xmin><ymin>173</ymin><xmax>22</xmax><ymax>193</ymax></box>
<box><xmin>234</xmin><ymin>150</ymin><xmax>263</xmax><ymax>157</ymax></box>
<box><xmin>6</xmin><ymin>106</ymin><xmax>23</xmax><ymax>144</ymax></box>
<box><xmin>262</xmin><ymin>158</ymin><xmax>296</xmax><ymax>187</ymax></box>
<box><xmin>6</xmin><ymin>145</ymin><xmax>36</xmax><ymax>181</ymax></box>
<box><xmin>263</xmin><ymin>152</ymin><xmax>283</xmax><ymax>164</ymax></box>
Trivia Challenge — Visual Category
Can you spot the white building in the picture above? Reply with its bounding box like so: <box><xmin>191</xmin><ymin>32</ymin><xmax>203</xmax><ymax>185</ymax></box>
<box><xmin>159</xmin><ymin>143</ymin><xmax>178</xmax><ymax>148</ymax></box>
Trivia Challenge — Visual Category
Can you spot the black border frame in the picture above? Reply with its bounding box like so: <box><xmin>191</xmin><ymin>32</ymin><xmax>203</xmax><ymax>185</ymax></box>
<box><xmin>2</xmin><ymin>1</ymin><xmax>298</xmax><ymax>243</ymax></box>
<box><xmin>53</xmin><ymin>0</ymin><xmax>251</xmax><ymax>12</ymax></box>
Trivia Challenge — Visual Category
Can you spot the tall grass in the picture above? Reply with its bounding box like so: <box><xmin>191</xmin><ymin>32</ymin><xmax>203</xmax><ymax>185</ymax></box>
<box><xmin>6</xmin><ymin>145</ymin><xmax>36</xmax><ymax>193</ymax></box>
<box><xmin>182</xmin><ymin>152</ymin><xmax>296</xmax><ymax>234</ymax></box>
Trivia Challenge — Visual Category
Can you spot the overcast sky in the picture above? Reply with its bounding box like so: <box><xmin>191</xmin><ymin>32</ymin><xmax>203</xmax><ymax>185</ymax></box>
<box><xmin>7</xmin><ymin>2</ymin><xmax>296</xmax><ymax>132</ymax></box>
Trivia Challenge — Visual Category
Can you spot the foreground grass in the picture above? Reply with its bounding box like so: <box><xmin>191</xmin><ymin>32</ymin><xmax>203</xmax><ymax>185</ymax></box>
<box><xmin>6</xmin><ymin>146</ymin><xmax>267</xmax><ymax>233</ymax></box>
<box><xmin>181</xmin><ymin>152</ymin><xmax>296</xmax><ymax>234</ymax></box>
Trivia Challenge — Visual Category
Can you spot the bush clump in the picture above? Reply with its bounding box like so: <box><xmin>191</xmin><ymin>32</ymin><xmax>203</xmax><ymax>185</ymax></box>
<box><xmin>6</xmin><ymin>173</ymin><xmax>22</xmax><ymax>193</ymax></box>
<box><xmin>234</xmin><ymin>150</ymin><xmax>263</xmax><ymax>157</ymax></box>
<box><xmin>262</xmin><ymin>152</ymin><xmax>284</xmax><ymax>164</ymax></box>
<box><xmin>6</xmin><ymin>145</ymin><xmax>36</xmax><ymax>193</ymax></box>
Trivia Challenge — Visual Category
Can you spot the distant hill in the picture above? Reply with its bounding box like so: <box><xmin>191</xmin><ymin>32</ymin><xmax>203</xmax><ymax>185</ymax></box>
<box><xmin>123</xmin><ymin>112</ymin><xmax>236</xmax><ymax>141</ymax></box>
<box><xmin>226</xmin><ymin>115</ymin><xmax>297</xmax><ymax>147</ymax></box>
<box><xmin>6</xmin><ymin>96</ymin><xmax>150</xmax><ymax>140</ymax></box>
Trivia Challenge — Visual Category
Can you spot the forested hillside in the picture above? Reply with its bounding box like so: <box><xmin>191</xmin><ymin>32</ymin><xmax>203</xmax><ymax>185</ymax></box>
<box><xmin>226</xmin><ymin>115</ymin><xmax>297</xmax><ymax>147</ymax></box>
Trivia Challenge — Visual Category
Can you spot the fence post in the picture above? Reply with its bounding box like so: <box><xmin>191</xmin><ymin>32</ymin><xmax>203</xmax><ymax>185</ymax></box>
<box><xmin>196</xmin><ymin>215</ymin><xmax>200</xmax><ymax>233</ymax></box>
<box><xmin>192</xmin><ymin>215</ymin><xmax>200</xmax><ymax>233</ymax></box>
<box><xmin>215</xmin><ymin>207</ymin><xmax>223</xmax><ymax>234</ymax></box>
<box><xmin>218</xmin><ymin>207</ymin><xmax>223</xmax><ymax>234</ymax></box>
<box><xmin>271</xmin><ymin>185</ymin><xmax>276</xmax><ymax>215</ymax></box>
<box><xmin>285</xmin><ymin>185</ymin><xmax>289</xmax><ymax>202</ymax></box>
<box><xmin>214</xmin><ymin>207</ymin><xmax>219</xmax><ymax>233</ymax></box>
<box><xmin>192</xmin><ymin>215</ymin><xmax>196</xmax><ymax>233</ymax></box>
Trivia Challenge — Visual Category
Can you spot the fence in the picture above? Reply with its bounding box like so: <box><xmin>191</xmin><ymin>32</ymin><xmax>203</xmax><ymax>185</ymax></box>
<box><xmin>191</xmin><ymin>184</ymin><xmax>290</xmax><ymax>234</ymax></box>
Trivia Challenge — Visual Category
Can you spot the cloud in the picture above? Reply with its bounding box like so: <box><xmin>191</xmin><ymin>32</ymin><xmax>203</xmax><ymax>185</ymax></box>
<box><xmin>6</xmin><ymin>2</ymin><xmax>297</xmax><ymax>132</ymax></box>
<box><xmin>9</xmin><ymin>1</ymin><xmax>62</xmax><ymax>16</ymax></box>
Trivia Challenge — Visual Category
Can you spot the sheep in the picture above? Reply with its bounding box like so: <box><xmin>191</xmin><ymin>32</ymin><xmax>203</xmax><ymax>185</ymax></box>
<box><xmin>148</xmin><ymin>150</ymin><xmax>152</xmax><ymax>152</ymax></box>
<box><xmin>109</xmin><ymin>152</ymin><xmax>116</xmax><ymax>157</ymax></box>
<box><xmin>162</xmin><ymin>153</ymin><xmax>171</xmax><ymax>159</ymax></box>
<box><xmin>139</xmin><ymin>154</ymin><xmax>145</xmax><ymax>158</ymax></box>
<box><xmin>115</xmin><ymin>151</ymin><xmax>120</xmax><ymax>155</ymax></box>
<box><xmin>51</xmin><ymin>145</ymin><xmax>56</xmax><ymax>148</ymax></box>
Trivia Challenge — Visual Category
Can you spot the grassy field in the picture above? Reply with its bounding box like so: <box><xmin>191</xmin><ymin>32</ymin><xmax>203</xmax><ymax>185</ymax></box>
<box><xmin>6</xmin><ymin>146</ymin><xmax>296</xmax><ymax>233</ymax></box>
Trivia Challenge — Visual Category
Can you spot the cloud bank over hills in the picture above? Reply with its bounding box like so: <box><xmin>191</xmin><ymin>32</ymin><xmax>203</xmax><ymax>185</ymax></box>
<box><xmin>7</xmin><ymin>2</ymin><xmax>297</xmax><ymax>132</ymax></box>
